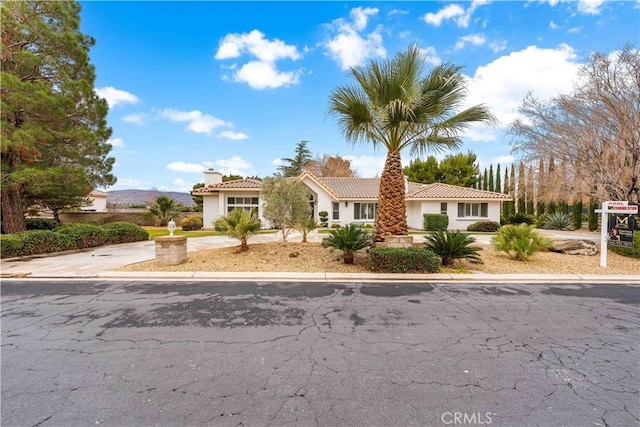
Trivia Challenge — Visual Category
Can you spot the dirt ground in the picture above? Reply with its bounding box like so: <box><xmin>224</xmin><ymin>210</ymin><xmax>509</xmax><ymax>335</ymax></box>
<box><xmin>119</xmin><ymin>235</ymin><xmax>639</xmax><ymax>276</ymax></box>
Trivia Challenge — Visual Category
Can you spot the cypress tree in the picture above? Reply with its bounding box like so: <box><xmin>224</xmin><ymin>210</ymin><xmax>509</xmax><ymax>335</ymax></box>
<box><xmin>572</xmin><ymin>196</ymin><xmax>583</xmax><ymax>230</ymax></box>
<box><xmin>495</xmin><ymin>164</ymin><xmax>501</xmax><ymax>194</ymax></box>
<box><xmin>488</xmin><ymin>165</ymin><xmax>494</xmax><ymax>192</ymax></box>
<box><xmin>517</xmin><ymin>162</ymin><xmax>526</xmax><ymax>214</ymax></box>
<box><xmin>588</xmin><ymin>197</ymin><xmax>598</xmax><ymax>231</ymax></box>
<box><xmin>526</xmin><ymin>164</ymin><xmax>535</xmax><ymax>215</ymax></box>
<box><xmin>483</xmin><ymin>168</ymin><xmax>488</xmax><ymax>191</ymax></box>
<box><xmin>536</xmin><ymin>158</ymin><xmax>545</xmax><ymax>217</ymax></box>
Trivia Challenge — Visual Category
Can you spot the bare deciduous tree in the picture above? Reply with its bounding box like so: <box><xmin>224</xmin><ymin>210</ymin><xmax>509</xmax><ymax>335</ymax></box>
<box><xmin>510</xmin><ymin>45</ymin><xmax>639</xmax><ymax>202</ymax></box>
<box><xmin>308</xmin><ymin>154</ymin><xmax>357</xmax><ymax>177</ymax></box>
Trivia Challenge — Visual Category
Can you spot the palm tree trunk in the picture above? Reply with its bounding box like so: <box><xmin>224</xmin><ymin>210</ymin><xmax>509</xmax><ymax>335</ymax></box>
<box><xmin>343</xmin><ymin>250</ymin><xmax>354</xmax><ymax>264</ymax></box>
<box><xmin>373</xmin><ymin>150</ymin><xmax>408</xmax><ymax>242</ymax></box>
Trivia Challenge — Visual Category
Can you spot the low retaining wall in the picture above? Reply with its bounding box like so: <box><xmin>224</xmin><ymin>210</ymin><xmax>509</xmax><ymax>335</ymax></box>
<box><xmin>59</xmin><ymin>211</ymin><xmax>202</xmax><ymax>226</ymax></box>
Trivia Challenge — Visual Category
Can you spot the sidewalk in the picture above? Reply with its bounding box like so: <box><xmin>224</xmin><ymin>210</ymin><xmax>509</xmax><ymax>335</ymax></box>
<box><xmin>1</xmin><ymin>231</ymin><xmax>638</xmax><ymax>284</ymax></box>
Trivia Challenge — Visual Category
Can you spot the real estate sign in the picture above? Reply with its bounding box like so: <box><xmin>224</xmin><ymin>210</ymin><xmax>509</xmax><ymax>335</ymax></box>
<box><xmin>607</xmin><ymin>213</ymin><xmax>637</xmax><ymax>249</ymax></box>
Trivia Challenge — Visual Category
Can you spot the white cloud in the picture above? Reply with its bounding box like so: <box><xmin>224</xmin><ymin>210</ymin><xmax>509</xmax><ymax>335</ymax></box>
<box><xmin>170</xmin><ymin>178</ymin><xmax>193</xmax><ymax>193</ymax></box>
<box><xmin>166</xmin><ymin>162</ymin><xmax>206</xmax><ymax>173</ymax></box>
<box><xmin>492</xmin><ymin>155</ymin><xmax>515</xmax><ymax>165</ymax></box>
<box><xmin>489</xmin><ymin>40</ymin><xmax>507</xmax><ymax>53</ymax></box>
<box><xmin>212</xmin><ymin>156</ymin><xmax>256</xmax><ymax>177</ymax></box>
<box><xmin>157</xmin><ymin>108</ymin><xmax>230</xmax><ymax>134</ymax></box>
<box><xmin>218</xmin><ymin>131</ymin><xmax>248</xmax><ymax>140</ymax></box>
<box><xmin>577</xmin><ymin>0</ymin><xmax>604</xmax><ymax>14</ymax></box>
<box><xmin>567</xmin><ymin>26</ymin><xmax>583</xmax><ymax>34</ymax></box>
<box><xmin>106</xmin><ymin>138</ymin><xmax>124</xmax><ymax>148</ymax></box>
<box><xmin>462</xmin><ymin>44</ymin><xmax>581</xmax><ymax>142</ymax></box>
<box><xmin>95</xmin><ymin>87</ymin><xmax>140</xmax><ymax>108</ymax></box>
<box><xmin>342</xmin><ymin>155</ymin><xmax>386</xmax><ymax>178</ymax></box>
<box><xmin>420</xmin><ymin>46</ymin><xmax>442</xmax><ymax>66</ymax></box>
<box><xmin>109</xmin><ymin>177</ymin><xmax>154</xmax><ymax>190</ymax></box>
<box><xmin>122</xmin><ymin>113</ymin><xmax>147</xmax><ymax>125</ymax></box>
<box><xmin>234</xmin><ymin>60</ymin><xmax>301</xmax><ymax>89</ymax></box>
<box><xmin>549</xmin><ymin>20</ymin><xmax>560</xmax><ymax>29</ymax></box>
<box><xmin>271</xmin><ymin>158</ymin><xmax>283</xmax><ymax>166</ymax></box>
<box><xmin>323</xmin><ymin>7</ymin><xmax>386</xmax><ymax>70</ymax></box>
<box><xmin>422</xmin><ymin>0</ymin><xmax>489</xmax><ymax>28</ymax></box>
<box><xmin>215</xmin><ymin>30</ymin><xmax>303</xmax><ymax>89</ymax></box>
<box><xmin>455</xmin><ymin>33</ymin><xmax>487</xmax><ymax>50</ymax></box>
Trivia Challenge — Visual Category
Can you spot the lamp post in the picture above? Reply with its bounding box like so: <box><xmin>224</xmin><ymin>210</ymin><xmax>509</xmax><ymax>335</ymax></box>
<box><xmin>167</xmin><ymin>218</ymin><xmax>176</xmax><ymax>236</ymax></box>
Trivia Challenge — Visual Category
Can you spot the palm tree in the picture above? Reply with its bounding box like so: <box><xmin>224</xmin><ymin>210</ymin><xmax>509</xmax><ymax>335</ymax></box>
<box><xmin>215</xmin><ymin>208</ymin><xmax>261</xmax><ymax>252</ymax></box>
<box><xmin>329</xmin><ymin>45</ymin><xmax>495</xmax><ymax>242</ymax></box>
<box><xmin>147</xmin><ymin>195</ymin><xmax>180</xmax><ymax>226</ymax></box>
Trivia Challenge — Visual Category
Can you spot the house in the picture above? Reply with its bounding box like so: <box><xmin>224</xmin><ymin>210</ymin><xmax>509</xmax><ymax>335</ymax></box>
<box><xmin>82</xmin><ymin>190</ymin><xmax>108</xmax><ymax>212</ymax></box>
<box><xmin>193</xmin><ymin>169</ymin><xmax>511</xmax><ymax>231</ymax></box>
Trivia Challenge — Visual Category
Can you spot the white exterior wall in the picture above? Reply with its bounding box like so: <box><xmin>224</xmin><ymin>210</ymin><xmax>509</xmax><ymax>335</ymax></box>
<box><xmin>299</xmin><ymin>178</ymin><xmax>334</xmax><ymax>223</ymax></box>
<box><xmin>411</xmin><ymin>200</ymin><xmax>502</xmax><ymax>230</ymax></box>
<box><xmin>202</xmin><ymin>194</ymin><xmax>220</xmax><ymax>229</ymax></box>
<box><xmin>83</xmin><ymin>196</ymin><xmax>107</xmax><ymax>212</ymax></box>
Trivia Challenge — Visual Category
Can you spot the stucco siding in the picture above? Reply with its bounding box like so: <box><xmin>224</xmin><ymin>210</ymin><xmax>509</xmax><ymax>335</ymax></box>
<box><xmin>202</xmin><ymin>194</ymin><xmax>220</xmax><ymax>229</ymax></box>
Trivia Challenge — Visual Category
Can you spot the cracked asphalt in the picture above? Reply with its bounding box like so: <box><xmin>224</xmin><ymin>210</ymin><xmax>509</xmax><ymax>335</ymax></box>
<box><xmin>1</xmin><ymin>280</ymin><xmax>639</xmax><ymax>427</ymax></box>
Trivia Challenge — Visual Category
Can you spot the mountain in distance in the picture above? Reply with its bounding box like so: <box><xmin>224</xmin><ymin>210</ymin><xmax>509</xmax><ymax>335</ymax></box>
<box><xmin>107</xmin><ymin>189</ymin><xmax>195</xmax><ymax>207</ymax></box>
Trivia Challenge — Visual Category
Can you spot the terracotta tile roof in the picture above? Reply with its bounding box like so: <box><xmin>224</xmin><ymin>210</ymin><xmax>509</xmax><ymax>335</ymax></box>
<box><xmin>192</xmin><ymin>179</ymin><xmax>262</xmax><ymax>194</ymax></box>
<box><xmin>192</xmin><ymin>174</ymin><xmax>511</xmax><ymax>201</ymax></box>
<box><xmin>407</xmin><ymin>182</ymin><xmax>512</xmax><ymax>200</ymax></box>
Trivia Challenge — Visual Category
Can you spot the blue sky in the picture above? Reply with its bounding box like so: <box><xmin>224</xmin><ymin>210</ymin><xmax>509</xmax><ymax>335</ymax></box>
<box><xmin>80</xmin><ymin>0</ymin><xmax>640</xmax><ymax>192</ymax></box>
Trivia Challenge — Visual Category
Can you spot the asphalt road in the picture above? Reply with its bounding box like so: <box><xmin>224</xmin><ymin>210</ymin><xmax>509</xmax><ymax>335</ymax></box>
<box><xmin>1</xmin><ymin>280</ymin><xmax>638</xmax><ymax>427</ymax></box>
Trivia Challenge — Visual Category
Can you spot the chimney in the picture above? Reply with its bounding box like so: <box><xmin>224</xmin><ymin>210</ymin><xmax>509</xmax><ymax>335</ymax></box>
<box><xmin>204</xmin><ymin>169</ymin><xmax>223</xmax><ymax>185</ymax></box>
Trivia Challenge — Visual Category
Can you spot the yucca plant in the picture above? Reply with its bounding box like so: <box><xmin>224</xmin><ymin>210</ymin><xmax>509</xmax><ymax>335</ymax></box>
<box><xmin>424</xmin><ymin>231</ymin><xmax>483</xmax><ymax>266</ymax></box>
<box><xmin>540</xmin><ymin>212</ymin><xmax>573</xmax><ymax>230</ymax></box>
<box><xmin>505</xmin><ymin>212</ymin><xmax>536</xmax><ymax>225</ymax></box>
<box><xmin>492</xmin><ymin>224</ymin><xmax>552</xmax><ymax>261</ymax></box>
<box><xmin>214</xmin><ymin>208</ymin><xmax>261</xmax><ymax>252</ymax></box>
<box><xmin>321</xmin><ymin>224</ymin><xmax>371</xmax><ymax>264</ymax></box>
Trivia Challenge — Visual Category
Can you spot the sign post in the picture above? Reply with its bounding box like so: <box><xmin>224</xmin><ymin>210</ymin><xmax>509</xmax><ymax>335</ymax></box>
<box><xmin>599</xmin><ymin>201</ymin><xmax>639</xmax><ymax>267</ymax></box>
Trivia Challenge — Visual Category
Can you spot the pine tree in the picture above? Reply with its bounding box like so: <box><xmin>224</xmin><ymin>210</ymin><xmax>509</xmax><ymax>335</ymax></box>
<box><xmin>495</xmin><ymin>164</ymin><xmax>501</xmax><ymax>194</ymax></box>
<box><xmin>1</xmin><ymin>1</ymin><xmax>116</xmax><ymax>233</ymax></box>
<box><xmin>488</xmin><ymin>165</ymin><xmax>495</xmax><ymax>192</ymax></box>
<box><xmin>278</xmin><ymin>140</ymin><xmax>313</xmax><ymax>177</ymax></box>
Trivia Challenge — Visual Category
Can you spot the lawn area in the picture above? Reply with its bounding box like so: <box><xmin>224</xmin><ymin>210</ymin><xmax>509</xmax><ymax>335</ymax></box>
<box><xmin>144</xmin><ymin>227</ymin><xmax>275</xmax><ymax>240</ymax></box>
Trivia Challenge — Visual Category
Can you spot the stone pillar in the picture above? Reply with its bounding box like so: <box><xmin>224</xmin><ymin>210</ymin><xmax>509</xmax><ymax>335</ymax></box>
<box><xmin>155</xmin><ymin>236</ymin><xmax>187</xmax><ymax>265</ymax></box>
<box><xmin>376</xmin><ymin>235</ymin><xmax>414</xmax><ymax>248</ymax></box>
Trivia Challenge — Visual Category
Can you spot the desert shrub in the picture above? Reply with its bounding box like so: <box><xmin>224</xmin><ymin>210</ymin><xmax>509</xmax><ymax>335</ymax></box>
<box><xmin>101</xmin><ymin>222</ymin><xmax>149</xmax><ymax>244</ymax></box>
<box><xmin>423</xmin><ymin>214</ymin><xmax>448</xmax><ymax>231</ymax></box>
<box><xmin>466</xmin><ymin>221</ymin><xmax>500</xmax><ymax>232</ymax></box>
<box><xmin>540</xmin><ymin>212</ymin><xmax>573</xmax><ymax>230</ymax></box>
<box><xmin>424</xmin><ymin>231</ymin><xmax>483</xmax><ymax>266</ymax></box>
<box><xmin>25</xmin><ymin>218</ymin><xmax>57</xmax><ymax>231</ymax></box>
<box><xmin>55</xmin><ymin>223</ymin><xmax>108</xmax><ymax>249</ymax></box>
<box><xmin>492</xmin><ymin>224</ymin><xmax>552</xmax><ymax>261</ymax></box>
<box><xmin>368</xmin><ymin>247</ymin><xmax>440</xmax><ymax>273</ymax></box>
<box><xmin>181</xmin><ymin>216</ymin><xmax>203</xmax><ymax>231</ymax></box>
<box><xmin>14</xmin><ymin>230</ymin><xmax>74</xmax><ymax>256</ymax></box>
<box><xmin>610</xmin><ymin>231</ymin><xmax>640</xmax><ymax>259</ymax></box>
<box><xmin>322</xmin><ymin>223</ymin><xmax>371</xmax><ymax>264</ymax></box>
<box><xmin>505</xmin><ymin>212</ymin><xmax>536</xmax><ymax>225</ymax></box>
<box><xmin>1</xmin><ymin>234</ymin><xmax>24</xmax><ymax>257</ymax></box>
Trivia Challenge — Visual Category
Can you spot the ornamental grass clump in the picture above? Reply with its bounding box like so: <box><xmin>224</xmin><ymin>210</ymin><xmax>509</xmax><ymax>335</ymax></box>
<box><xmin>492</xmin><ymin>224</ymin><xmax>552</xmax><ymax>261</ymax></box>
<box><xmin>424</xmin><ymin>231</ymin><xmax>483</xmax><ymax>266</ymax></box>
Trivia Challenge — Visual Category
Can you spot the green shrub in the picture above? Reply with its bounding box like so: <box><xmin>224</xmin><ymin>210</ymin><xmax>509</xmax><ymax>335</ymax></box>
<box><xmin>331</xmin><ymin>223</ymin><xmax>341</xmax><ymax>228</ymax></box>
<box><xmin>588</xmin><ymin>198</ymin><xmax>598</xmax><ymax>231</ymax></box>
<box><xmin>505</xmin><ymin>212</ymin><xmax>536</xmax><ymax>225</ymax></box>
<box><xmin>610</xmin><ymin>231</ymin><xmax>640</xmax><ymax>259</ymax></box>
<box><xmin>101</xmin><ymin>222</ymin><xmax>149</xmax><ymax>244</ymax></box>
<box><xmin>364</xmin><ymin>223</ymin><xmax>373</xmax><ymax>229</ymax></box>
<box><xmin>368</xmin><ymin>247</ymin><xmax>440</xmax><ymax>273</ymax></box>
<box><xmin>25</xmin><ymin>218</ymin><xmax>57</xmax><ymax>231</ymax></box>
<box><xmin>572</xmin><ymin>200</ymin><xmax>583</xmax><ymax>230</ymax></box>
<box><xmin>424</xmin><ymin>231</ymin><xmax>482</xmax><ymax>266</ymax></box>
<box><xmin>1</xmin><ymin>234</ymin><xmax>24</xmax><ymax>258</ymax></box>
<box><xmin>540</xmin><ymin>212</ymin><xmax>573</xmax><ymax>230</ymax></box>
<box><xmin>466</xmin><ymin>221</ymin><xmax>500</xmax><ymax>232</ymax></box>
<box><xmin>14</xmin><ymin>230</ymin><xmax>74</xmax><ymax>256</ymax></box>
<box><xmin>55</xmin><ymin>223</ymin><xmax>108</xmax><ymax>249</ymax></box>
<box><xmin>423</xmin><ymin>214</ymin><xmax>448</xmax><ymax>231</ymax></box>
<box><xmin>322</xmin><ymin>223</ymin><xmax>371</xmax><ymax>264</ymax></box>
<box><xmin>181</xmin><ymin>216</ymin><xmax>203</xmax><ymax>231</ymax></box>
<box><xmin>319</xmin><ymin>211</ymin><xmax>329</xmax><ymax>227</ymax></box>
<box><xmin>492</xmin><ymin>224</ymin><xmax>552</xmax><ymax>261</ymax></box>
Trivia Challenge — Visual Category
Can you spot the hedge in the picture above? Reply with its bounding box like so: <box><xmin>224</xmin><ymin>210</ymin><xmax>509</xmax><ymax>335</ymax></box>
<box><xmin>466</xmin><ymin>221</ymin><xmax>500</xmax><ymax>232</ymax></box>
<box><xmin>423</xmin><ymin>214</ymin><xmax>448</xmax><ymax>231</ymax></box>
<box><xmin>101</xmin><ymin>222</ymin><xmax>149</xmax><ymax>244</ymax></box>
<box><xmin>368</xmin><ymin>247</ymin><xmax>440</xmax><ymax>273</ymax></box>
<box><xmin>56</xmin><ymin>223</ymin><xmax>108</xmax><ymax>249</ymax></box>
<box><xmin>181</xmin><ymin>216</ymin><xmax>203</xmax><ymax>231</ymax></box>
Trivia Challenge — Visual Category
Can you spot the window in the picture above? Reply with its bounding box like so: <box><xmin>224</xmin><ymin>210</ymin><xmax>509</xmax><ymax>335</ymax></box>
<box><xmin>354</xmin><ymin>202</ymin><xmax>377</xmax><ymax>220</ymax></box>
<box><xmin>440</xmin><ymin>202</ymin><xmax>448</xmax><ymax>215</ymax></box>
<box><xmin>457</xmin><ymin>203</ymin><xmax>488</xmax><ymax>218</ymax></box>
<box><xmin>227</xmin><ymin>196</ymin><xmax>260</xmax><ymax>215</ymax></box>
<box><xmin>332</xmin><ymin>202</ymin><xmax>340</xmax><ymax>220</ymax></box>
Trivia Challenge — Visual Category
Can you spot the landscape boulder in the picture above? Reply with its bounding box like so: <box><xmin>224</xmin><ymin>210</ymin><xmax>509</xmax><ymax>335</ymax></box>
<box><xmin>549</xmin><ymin>239</ymin><xmax>598</xmax><ymax>256</ymax></box>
